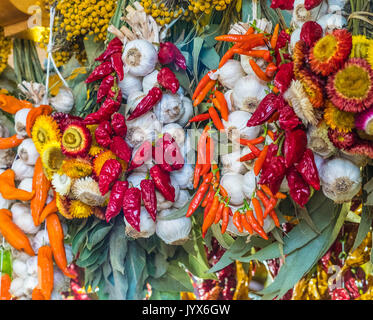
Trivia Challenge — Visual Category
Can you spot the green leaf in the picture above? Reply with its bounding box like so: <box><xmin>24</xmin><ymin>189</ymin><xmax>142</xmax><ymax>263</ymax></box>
<box><xmin>147</xmin><ymin>253</ymin><xmax>169</xmax><ymax>279</ymax></box>
<box><xmin>0</xmin><ymin>249</ymin><xmax>12</xmax><ymax>277</ymax></box>
<box><xmin>200</xmin><ymin>47</ymin><xmax>219</xmax><ymax>70</ymax></box>
<box><xmin>87</xmin><ymin>223</ymin><xmax>113</xmax><ymax>250</ymax></box>
<box><xmin>150</xmin><ymin>290</ymin><xmax>181</xmax><ymax>300</ymax></box>
<box><xmin>84</xmin><ymin>36</ymin><xmax>105</xmax><ymax>67</ymax></box>
<box><xmin>352</xmin><ymin>205</ymin><xmax>373</xmax><ymax>251</ymax></box>
<box><xmin>157</xmin><ymin>199</ymin><xmax>192</xmax><ymax>220</ymax></box>
<box><xmin>71</xmin><ymin>224</ymin><xmax>90</xmax><ymax>255</ymax></box>
<box><xmin>242</xmin><ymin>0</ymin><xmax>253</xmax><ymax>22</ymax></box>
<box><xmin>71</xmin><ymin>81</ymin><xmax>87</xmax><ymax>114</ymax></box>
<box><xmin>111</xmin><ymin>269</ymin><xmax>129</xmax><ymax>300</ymax></box>
<box><xmin>192</xmin><ymin>37</ymin><xmax>204</xmax><ymax>82</ymax></box>
<box><xmin>210</xmin><ymin>224</ymin><xmax>235</xmax><ymax>249</ymax></box>
<box><xmin>109</xmin><ymin>220</ymin><xmax>128</xmax><ymax>274</ymax></box>
<box><xmin>297</xmin><ymin>206</ymin><xmax>321</xmax><ymax>235</ymax></box>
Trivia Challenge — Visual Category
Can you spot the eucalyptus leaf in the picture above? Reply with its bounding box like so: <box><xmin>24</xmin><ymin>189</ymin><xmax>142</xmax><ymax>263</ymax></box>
<box><xmin>109</xmin><ymin>221</ymin><xmax>128</xmax><ymax>274</ymax></box>
<box><xmin>200</xmin><ymin>47</ymin><xmax>220</xmax><ymax>70</ymax></box>
<box><xmin>150</xmin><ymin>290</ymin><xmax>181</xmax><ymax>300</ymax></box>
<box><xmin>111</xmin><ymin>269</ymin><xmax>128</xmax><ymax>300</ymax></box>
<box><xmin>211</xmin><ymin>224</ymin><xmax>234</xmax><ymax>249</ymax></box>
<box><xmin>192</xmin><ymin>37</ymin><xmax>204</xmax><ymax>82</ymax></box>
<box><xmin>352</xmin><ymin>205</ymin><xmax>373</xmax><ymax>251</ymax></box>
<box><xmin>87</xmin><ymin>223</ymin><xmax>113</xmax><ymax>250</ymax></box>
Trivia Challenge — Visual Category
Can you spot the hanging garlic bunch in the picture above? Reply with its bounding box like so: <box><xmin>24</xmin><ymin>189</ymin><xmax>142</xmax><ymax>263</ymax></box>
<box><xmin>122</xmin><ymin>39</ymin><xmax>158</xmax><ymax>77</ymax></box>
<box><xmin>0</xmin><ymin>148</ymin><xmax>15</xmax><ymax>169</ymax></box>
<box><xmin>222</xmin><ymin>111</ymin><xmax>261</xmax><ymax>142</ymax></box>
<box><xmin>156</xmin><ymin>208</ymin><xmax>192</xmax><ymax>245</ymax></box>
<box><xmin>118</xmin><ymin>73</ymin><xmax>143</xmax><ymax>99</ymax></box>
<box><xmin>49</xmin><ymin>86</ymin><xmax>74</xmax><ymax>113</ymax></box>
<box><xmin>319</xmin><ymin>158</ymin><xmax>362</xmax><ymax>203</ymax></box>
<box><xmin>232</xmin><ymin>76</ymin><xmax>268</xmax><ymax>113</ymax></box>
<box><xmin>125</xmin><ymin>111</ymin><xmax>162</xmax><ymax>148</ymax></box>
<box><xmin>124</xmin><ymin>207</ymin><xmax>156</xmax><ymax>239</ymax></box>
<box><xmin>154</xmin><ymin>93</ymin><xmax>185</xmax><ymax>124</ymax></box>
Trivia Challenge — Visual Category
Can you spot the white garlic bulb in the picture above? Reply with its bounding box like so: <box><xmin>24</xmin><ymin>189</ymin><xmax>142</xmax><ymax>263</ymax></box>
<box><xmin>124</xmin><ymin>206</ymin><xmax>156</xmax><ymax>239</ymax></box>
<box><xmin>53</xmin><ymin>268</ymin><xmax>70</xmax><ymax>293</ymax></box>
<box><xmin>319</xmin><ymin>158</ymin><xmax>362</xmax><ymax>203</ymax></box>
<box><xmin>118</xmin><ymin>73</ymin><xmax>143</xmax><ymax>99</ymax></box>
<box><xmin>290</xmin><ymin>28</ymin><xmax>301</xmax><ymax>54</ymax></box>
<box><xmin>222</xmin><ymin>111</ymin><xmax>261</xmax><ymax>142</ymax></box>
<box><xmin>224</xmin><ymin>90</ymin><xmax>234</xmax><ymax>112</ymax></box>
<box><xmin>327</xmin><ymin>0</ymin><xmax>347</xmax><ymax>12</ymax></box>
<box><xmin>142</xmin><ymin>70</ymin><xmax>159</xmax><ymax>95</ymax></box>
<box><xmin>126</xmin><ymin>111</ymin><xmax>162</xmax><ymax>148</ymax></box>
<box><xmin>173</xmin><ymin>190</ymin><xmax>189</xmax><ymax>209</ymax></box>
<box><xmin>176</xmin><ymin>96</ymin><xmax>194</xmax><ymax>127</ymax></box>
<box><xmin>215</xmin><ymin>59</ymin><xmax>246</xmax><ymax>89</ymax></box>
<box><xmin>317</xmin><ymin>13</ymin><xmax>347</xmax><ymax>34</ymax></box>
<box><xmin>156</xmin><ymin>191</ymin><xmax>174</xmax><ymax>211</ymax></box>
<box><xmin>127</xmin><ymin>171</ymin><xmax>147</xmax><ymax>189</ymax></box>
<box><xmin>17</xmin><ymin>138</ymin><xmax>39</xmax><ymax>166</ymax></box>
<box><xmin>154</xmin><ymin>93</ymin><xmax>184</xmax><ymax>124</ymax></box>
<box><xmin>11</xmin><ymin>250</ymin><xmax>29</xmax><ymax>262</ymax></box>
<box><xmin>9</xmin><ymin>278</ymin><xmax>25</xmax><ymax>297</ymax></box>
<box><xmin>122</xmin><ymin>39</ymin><xmax>158</xmax><ymax>77</ymax></box>
<box><xmin>221</xmin><ymin>150</ymin><xmax>248</xmax><ymax>176</ymax></box>
<box><xmin>26</xmin><ymin>256</ymin><xmax>38</xmax><ymax>276</ymax></box>
<box><xmin>220</xmin><ymin>172</ymin><xmax>245</xmax><ymax>206</ymax></box>
<box><xmin>31</xmin><ymin>229</ymin><xmax>50</xmax><ymax>254</ymax></box>
<box><xmin>17</xmin><ymin>178</ymin><xmax>33</xmax><ymax>193</ymax></box>
<box><xmin>291</xmin><ymin>0</ymin><xmax>328</xmax><ymax>29</ymax></box>
<box><xmin>307</xmin><ymin>124</ymin><xmax>337</xmax><ymax>159</ymax></box>
<box><xmin>14</xmin><ymin>108</ymin><xmax>31</xmax><ymax>138</ymax></box>
<box><xmin>0</xmin><ymin>193</ymin><xmax>12</xmax><ymax>210</ymax></box>
<box><xmin>23</xmin><ymin>276</ymin><xmax>38</xmax><ymax>297</ymax></box>
<box><xmin>11</xmin><ymin>158</ymin><xmax>34</xmax><ymax>181</ymax></box>
<box><xmin>242</xmin><ymin>170</ymin><xmax>257</xmax><ymax>198</ymax></box>
<box><xmin>13</xmin><ymin>208</ymin><xmax>40</xmax><ymax>235</ymax></box>
<box><xmin>156</xmin><ymin>208</ymin><xmax>192</xmax><ymax>245</ymax></box>
<box><xmin>12</xmin><ymin>259</ymin><xmax>28</xmax><ymax>279</ymax></box>
<box><xmin>232</xmin><ymin>76</ymin><xmax>267</xmax><ymax>113</ymax></box>
<box><xmin>50</xmin><ymin>86</ymin><xmax>74</xmax><ymax>113</ymax></box>
<box><xmin>126</xmin><ymin>91</ymin><xmax>147</xmax><ymax>114</ymax></box>
<box><xmin>170</xmin><ymin>164</ymin><xmax>194</xmax><ymax>190</ymax></box>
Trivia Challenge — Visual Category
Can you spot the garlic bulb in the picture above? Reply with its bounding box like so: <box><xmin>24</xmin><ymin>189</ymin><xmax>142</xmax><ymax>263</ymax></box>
<box><xmin>215</xmin><ymin>59</ymin><xmax>246</xmax><ymax>89</ymax></box>
<box><xmin>319</xmin><ymin>158</ymin><xmax>362</xmax><ymax>203</ymax></box>
<box><xmin>31</xmin><ymin>229</ymin><xmax>50</xmax><ymax>253</ymax></box>
<box><xmin>170</xmin><ymin>164</ymin><xmax>194</xmax><ymax>190</ymax></box>
<box><xmin>222</xmin><ymin>111</ymin><xmax>261</xmax><ymax>142</ymax></box>
<box><xmin>11</xmin><ymin>250</ymin><xmax>29</xmax><ymax>262</ymax></box>
<box><xmin>118</xmin><ymin>73</ymin><xmax>143</xmax><ymax>99</ymax></box>
<box><xmin>290</xmin><ymin>28</ymin><xmax>301</xmax><ymax>53</ymax></box>
<box><xmin>23</xmin><ymin>276</ymin><xmax>38</xmax><ymax>297</ymax></box>
<box><xmin>241</xmin><ymin>46</ymin><xmax>269</xmax><ymax>76</ymax></box>
<box><xmin>327</xmin><ymin>0</ymin><xmax>347</xmax><ymax>12</ymax></box>
<box><xmin>11</xmin><ymin>202</ymin><xmax>30</xmax><ymax>219</ymax></box>
<box><xmin>291</xmin><ymin>0</ymin><xmax>328</xmax><ymax>29</ymax></box>
<box><xmin>307</xmin><ymin>123</ymin><xmax>337</xmax><ymax>158</ymax></box>
<box><xmin>9</xmin><ymin>278</ymin><xmax>25</xmax><ymax>297</ymax></box>
<box><xmin>124</xmin><ymin>206</ymin><xmax>156</xmax><ymax>239</ymax></box>
<box><xmin>156</xmin><ymin>191</ymin><xmax>174</xmax><ymax>211</ymax></box>
<box><xmin>176</xmin><ymin>96</ymin><xmax>194</xmax><ymax>127</ymax></box>
<box><xmin>154</xmin><ymin>93</ymin><xmax>184</xmax><ymax>124</ymax></box>
<box><xmin>313</xmin><ymin>153</ymin><xmax>325</xmax><ymax>173</ymax></box>
<box><xmin>142</xmin><ymin>70</ymin><xmax>159</xmax><ymax>94</ymax></box>
<box><xmin>232</xmin><ymin>76</ymin><xmax>268</xmax><ymax>113</ymax></box>
<box><xmin>0</xmin><ymin>193</ymin><xmax>12</xmax><ymax>209</ymax></box>
<box><xmin>71</xmin><ymin>176</ymin><xmax>109</xmax><ymax>206</ymax></box>
<box><xmin>18</xmin><ymin>178</ymin><xmax>33</xmax><ymax>193</ymax></box>
<box><xmin>126</xmin><ymin>91</ymin><xmax>147</xmax><ymax>114</ymax></box>
<box><xmin>26</xmin><ymin>256</ymin><xmax>38</xmax><ymax>276</ymax></box>
<box><xmin>14</xmin><ymin>108</ymin><xmax>31</xmax><ymax>138</ymax></box>
<box><xmin>11</xmin><ymin>159</ymin><xmax>34</xmax><ymax>181</ymax></box>
<box><xmin>127</xmin><ymin>171</ymin><xmax>147</xmax><ymax>189</ymax></box>
<box><xmin>317</xmin><ymin>13</ymin><xmax>347</xmax><ymax>34</ymax></box>
<box><xmin>126</xmin><ymin>111</ymin><xmax>162</xmax><ymax>148</ymax></box>
<box><xmin>53</xmin><ymin>268</ymin><xmax>70</xmax><ymax>293</ymax></box>
<box><xmin>173</xmin><ymin>190</ymin><xmax>189</xmax><ymax>209</ymax></box>
<box><xmin>13</xmin><ymin>206</ymin><xmax>40</xmax><ymax>234</ymax></box>
<box><xmin>17</xmin><ymin>139</ymin><xmax>39</xmax><ymax>165</ymax></box>
<box><xmin>224</xmin><ymin>90</ymin><xmax>234</xmax><ymax>112</ymax></box>
<box><xmin>221</xmin><ymin>150</ymin><xmax>248</xmax><ymax>176</ymax></box>
<box><xmin>0</xmin><ymin>149</ymin><xmax>15</xmax><ymax>169</ymax></box>
<box><xmin>170</xmin><ymin>175</ymin><xmax>180</xmax><ymax>201</ymax></box>
<box><xmin>156</xmin><ymin>208</ymin><xmax>192</xmax><ymax>245</ymax></box>
<box><xmin>50</xmin><ymin>86</ymin><xmax>74</xmax><ymax>113</ymax></box>
<box><xmin>340</xmin><ymin>150</ymin><xmax>370</xmax><ymax>168</ymax></box>
<box><xmin>13</xmin><ymin>259</ymin><xmax>28</xmax><ymax>279</ymax></box>
<box><xmin>51</xmin><ymin>173</ymin><xmax>72</xmax><ymax>196</ymax></box>
<box><xmin>220</xmin><ymin>172</ymin><xmax>245</xmax><ymax>206</ymax></box>
<box><xmin>162</xmin><ymin>123</ymin><xmax>185</xmax><ymax>147</ymax></box>
<box><xmin>242</xmin><ymin>170</ymin><xmax>257</xmax><ymax>198</ymax></box>
<box><xmin>122</xmin><ymin>39</ymin><xmax>158</xmax><ymax>77</ymax></box>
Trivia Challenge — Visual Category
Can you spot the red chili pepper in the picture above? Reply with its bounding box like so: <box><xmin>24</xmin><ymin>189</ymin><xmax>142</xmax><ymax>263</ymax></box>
<box><xmin>110</xmin><ymin>136</ymin><xmax>132</xmax><ymax>163</ymax></box>
<box><xmin>238</xmin><ymin>136</ymin><xmax>265</xmax><ymax>146</ymax></box>
<box><xmin>286</xmin><ymin>166</ymin><xmax>311</xmax><ymax>208</ymax></box>
<box><xmin>263</xmin><ymin>197</ymin><xmax>277</xmax><ymax>220</ymax></box>
<box><xmin>270</xmin><ymin>0</ymin><xmax>294</xmax><ymax>10</ymax></box>
<box><xmin>239</xmin><ymin>152</ymin><xmax>257</xmax><ymax>162</ymax></box>
<box><xmin>300</xmin><ymin>21</ymin><xmax>323</xmax><ymax>47</ymax></box>
<box><xmin>189</xmin><ymin>113</ymin><xmax>211</xmax><ymax>123</ymax></box>
<box><xmin>158</xmin><ymin>42</ymin><xmax>186</xmax><ymax>70</ymax></box>
<box><xmin>154</xmin><ymin>133</ymin><xmax>184</xmax><ymax>172</ymax></box>
<box><xmin>274</xmin><ymin>62</ymin><xmax>294</xmax><ymax>94</ymax></box>
<box><xmin>240</xmin><ymin>213</ymin><xmax>254</xmax><ymax>234</ymax></box>
<box><xmin>202</xmin><ymin>186</ymin><xmax>214</xmax><ymax>208</ymax></box>
<box><xmin>85</xmin><ymin>61</ymin><xmax>114</xmax><ymax>83</ymax></box>
<box><xmin>233</xmin><ymin>211</ymin><xmax>243</xmax><ymax>233</ymax></box>
<box><xmin>186</xmin><ymin>172</ymin><xmax>213</xmax><ymax>217</ymax></box>
<box><xmin>97</xmin><ymin>74</ymin><xmax>115</xmax><ymax>103</ymax></box>
<box><xmin>110</xmin><ymin>52</ymin><xmax>124</xmax><ymax>81</ymax></box>
<box><xmin>123</xmin><ymin>187</ymin><xmax>141</xmax><ymax>232</ymax></box>
<box><xmin>246</xmin><ymin>93</ymin><xmax>279</xmax><ymax>127</ymax></box>
<box><xmin>84</xmin><ymin>92</ymin><xmax>122</xmax><ymax>124</ymax></box>
<box><xmin>265</xmin><ymin>63</ymin><xmax>278</xmax><ymax>78</ymax></box>
<box><xmin>214</xmin><ymin>200</ymin><xmax>225</xmax><ymax>224</ymax></box>
<box><xmin>193</xmin><ymin>162</ymin><xmax>202</xmax><ymax>189</ymax></box>
<box><xmin>245</xmin><ymin>142</ymin><xmax>261</xmax><ymax>157</ymax></box>
<box><xmin>246</xmin><ymin>209</ymin><xmax>268</xmax><ymax>240</ymax></box>
<box><xmin>111</xmin><ymin>113</ymin><xmax>127</xmax><ymax>137</ymax></box>
<box><xmin>284</xmin><ymin>129</ymin><xmax>307</xmax><ymax>169</ymax></box>
<box><xmin>295</xmin><ymin>148</ymin><xmax>321</xmax><ymax>191</ymax></box>
<box><xmin>197</xmin><ymin>125</ymin><xmax>210</xmax><ymax>165</ymax></box>
<box><xmin>193</xmin><ymin>70</ymin><xmax>216</xmax><ymax>101</ymax></box>
<box><xmin>149</xmin><ymin>164</ymin><xmax>175</xmax><ymax>202</ymax></box>
<box><xmin>98</xmin><ymin>159</ymin><xmax>123</xmax><ymax>195</ymax></box>
<box><xmin>304</xmin><ymin>0</ymin><xmax>323</xmax><ymax>10</ymax></box>
<box><xmin>96</xmin><ymin>37</ymin><xmax>123</xmax><ymax>62</ymax></box>
<box><xmin>208</xmin><ymin>106</ymin><xmax>225</xmax><ymax>131</ymax></box>
<box><xmin>277</xmin><ymin>98</ymin><xmax>302</xmax><ymax>131</ymax></box>
<box><xmin>127</xmin><ymin>140</ymin><xmax>153</xmax><ymax>172</ymax></box>
<box><xmin>127</xmin><ymin>87</ymin><xmax>163</xmax><ymax>121</ymax></box>
<box><xmin>140</xmin><ymin>179</ymin><xmax>157</xmax><ymax>221</ymax></box>
<box><xmin>254</xmin><ymin>145</ymin><xmax>269</xmax><ymax>176</ymax></box>
<box><xmin>95</xmin><ymin>121</ymin><xmax>113</xmax><ymax>148</ymax></box>
<box><xmin>157</xmin><ymin>67</ymin><xmax>180</xmax><ymax>94</ymax></box>
<box><xmin>105</xmin><ymin>180</ymin><xmax>129</xmax><ymax>222</ymax></box>
<box><xmin>221</xmin><ymin>205</ymin><xmax>230</xmax><ymax>234</ymax></box>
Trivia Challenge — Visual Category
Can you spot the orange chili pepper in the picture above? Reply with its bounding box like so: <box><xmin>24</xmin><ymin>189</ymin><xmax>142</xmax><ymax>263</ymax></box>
<box><xmin>31</xmin><ymin>157</ymin><xmax>51</xmax><ymax>226</ymax></box>
<box><xmin>261</xmin><ymin>184</ymin><xmax>274</xmax><ymax>198</ymax></box>
<box><xmin>246</xmin><ymin>209</ymin><xmax>268</xmax><ymax>240</ymax></box>
<box><xmin>233</xmin><ymin>211</ymin><xmax>244</xmax><ymax>233</ymax></box>
<box><xmin>214</xmin><ymin>200</ymin><xmax>225</xmax><ymax>224</ymax></box>
<box><xmin>37</xmin><ymin>245</ymin><xmax>54</xmax><ymax>300</ymax></box>
<box><xmin>275</xmin><ymin>191</ymin><xmax>287</xmax><ymax>199</ymax></box>
<box><xmin>238</xmin><ymin>136</ymin><xmax>265</xmax><ymax>146</ymax></box>
<box><xmin>26</xmin><ymin>104</ymin><xmax>53</xmax><ymax>137</ymax></box>
<box><xmin>267</xmin><ymin>130</ymin><xmax>276</xmax><ymax>141</ymax></box>
<box><xmin>242</xmin><ymin>49</ymin><xmax>272</xmax><ymax>62</ymax></box>
<box><xmin>32</xmin><ymin>288</ymin><xmax>45</xmax><ymax>300</ymax></box>
<box><xmin>219</xmin><ymin>185</ymin><xmax>228</xmax><ymax>199</ymax></box>
<box><xmin>193</xmin><ymin>162</ymin><xmax>202</xmax><ymax>189</ymax></box>
<box><xmin>186</xmin><ymin>172</ymin><xmax>213</xmax><ymax>217</ymax></box>
<box><xmin>221</xmin><ymin>205</ymin><xmax>230</xmax><ymax>234</ymax></box>
<box><xmin>245</xmin><ymin>142</ymin><xmax>261</xmax><ymax>157</ymax></box>
<box><xmin>208</xmin><ymin>106</ymin><xmax>225</xmax><ymax>131</ymax></box>
<box><xmin>39</xmin><ymin>196</ymin><xmax>57</xmax><ymax>225</ymax></box>
<box><xmin>211</xmin><ymin>163</ymin><xmax>220</xmax><ymax>182</ymax></box>
<box><xmin>197</xmin><ymin>124</ymin><xmax>211</xmax><ymax>167</ymax></box>
<box><xmin>215</xmin><ymin>33</ymin><xmax>264</xmax><ymax>43</ymax></box>
<box><xmin>256</xmin><ymin>190</ymin><xmax>273</xmax><ymax>219</ymax></box>
<box><xmin>0</xmin><ymin>94</ymin><xmax>32</xmax><ymax>114</ymax></box>
<box><xmin>202</xmin><ymin>186</ymin><xmax>214</xmax><ymax>208</ymax></box>
<box><xmin>272</xmin><ymin>86</ymin><xmax>280</xmax><ymax>94</ymax></box>
<box><xmin>200</xmin><ymin>137</ymin><xmax>214</xmax><ymax>176</ymax></box>
<box><xmin>252</xmin><ymin>197</ymin><xmax>264</xmax><ymax>227</ymax></box>
<box><xmin>254</xmin><ymin>145</ymin><xmax>269</xmax><ymax>176</ymax></box>
<box><xmin>270</xmin><ymin>24</ymin><xmax>280</xmax><ymax>49</ymax></box>
<box><xmin>214</xmin><ymin>91</ymin><xmax>229</xmax><ymax>121</ymax></box>
<box><xmin>46</xmin><ymin>213</ymin><xmax>76</xmax><ymax>279</ymax></box>
<box><xmin>268</xmin><ymin>111</ymin><xmax>280</xmax><ymax>123</ymax></box>
<box><xmin>0</xmin><ymin>274</ymin><xmax>11</xmax><ymax>300</ymax></box>
<box><xmin>240</xmin><ymin>213</ymin><xmax>254</xmax><ymax>234</ymax></box>
<box><xmin>265</xmin><ymin>63</ymin><xmax>278</xmax><ymax>78</ymax></box>
<box><xmin>0</xmin><ymin>134</ymin><xmax>24</xmax><ymax>150</ymax></box>
<box><xmin>269</xmin><ymin>209</ymin><xmax>281</xmax><ymax>227</ymax></box>
<box><xmin>0</xmin><ymin>209</ymin><xmax>35</xmax><ymax>256</ymax></box>
<box><xmin>263</xmin><ymin>197</ymin><xmax>278</xmax><ymax>219</ymax></box>
<box><xmin>240</xmin><ymin>37</ymin><xmax>267</xmax><ymax>50</ymax></box>
<box><xmin>249</xmin><ymin>59</ymin><xmax>272</xmax><ymax>82</ymax></box>
<box><xmin>0</xmin><ymin>169</ymin><xmax>35</xmax><ymax>201</ymax></box>
<box><xmin>202</xmin><ymin>194</ymin><xmax>220</xmax><ymax>236</ymax></box>
<box><xmin>193</xmin><ymin>70</ymin><xmax>216</xmax><ymax>100</ymax></box>
<box><xmin>193</xmin><ymin>80</ymin><xmax>216</xmax><ymax>106</ymax></box>
<box><xmin>239</xmin><ymin>152</ymin><xmax>257</xmax><ymax>162</ymax></box>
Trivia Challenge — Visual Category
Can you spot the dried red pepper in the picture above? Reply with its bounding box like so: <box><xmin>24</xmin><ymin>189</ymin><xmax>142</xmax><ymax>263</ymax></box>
<box><xmin>110</xmin><ymin>136</ymin><xmax>132</xmax><ymax>163</ymax></box>
<box><xmin>140</xmin><ymin>179</ymin><xmax>157</xmax><ymax>221</ymax></box>
<box><xmin>286</xmin><ymin>166</ymin><xmax>311</xmax><ymax>208</ymax></box>
<box><xmin>110</xmin><ymin>52</ymin><xmax>124</xmax><ymax>81</ymax></box>
<box><xmin>274</xmin><ymin>62</ymin><xmax>294</xmax><ymax>94</ymax></box>
<box><xmin>84</xmin><ymin>92</ymin><xmax>122</xmax><ymax>124</ymax></box>
<box><xmin>95</xmin><ymin>121</ymin><xmax>113</xmax><ymax>148</ymax></box>
<box><xmin>295</xmin><ymin>148</ymin><xmax>320</xmax><ymax>191</ymax></box>
<box><xmin>158</xmin><ymin>42</ymin><xmax>186</xmax><ymax>70</ymax></box>
<box><xmin>246</xmin><ymin>93</ymin><xmax>278</xmax><ymax>127</ymax></box>
<box><xmin>157</xmin><ymin>67</ymin><xmax>180</xmax><ymax>94</ymax></box>
<box><xmin>154</xmin><ymin>133</ymin><xmax>184</xmax><ymax>172</ymax></box>
<box><xmin>304</xmin><ymin>0</ymin><xmax>323</xmax><ymax>10</ymax></box>
<box><xmin>284</xmin><ymin>129</ymin><xmax>307</xmax><ymax>168</ymax></box>
<box><xmin>85</xmin><ymin>61</ymin><xmax>114</xmax><ymax>84</ymax></box>
<box><xmin>96</xmin><ymin>37</ymin><xmax>123</xmax><ymax>62</ymax></box>
<box><xmin>149</xmin><ymin>164</ymin><xmax>175</xmax><ymax>202</ymax></box>
<box><xmin>97</xmin><ymin>74</ymin><xmax>115</xmax><ymax>103</ymax></box>
<box><xmin>127</xmin><ymin>87</ymin><xmax>163</xmax><ymax>121</ymax></box>
<box><xmin>127</xmin><ymin>140</ymin><xmax>153</xmax><ymax>172</ymax></box>
<box><xmin>111</xmin><ymin>113</ymin><xmax>127</xmax><ymax>137</ymax></box>
<box><xmin>123</xmin><ymin>187</ymin><xmax>141</xmax><ymax>232</ymax></box>
<box><xmin>105</xmin><ymin>180</ymin><xmax>129</xmax><ymax>222</ymax></box>
<box><xmin>300</xmin><ymin>21</ymin><xmax>323</xmax><ymax>48</ymax></box>
<box><xmin>278</xmin><ymin>99</ymin><xmax>302</xmax><ymax>131</ymax></box>
<box><xmin>275</xmin><ymin>30</ymin><xmax>291</xmax><ymax>65</ymax></box>
<box><xmin>98</xmin><ymin>159</ymin><xmax>123</xmax><ymax>195</ymax></box>
<box><xmin>270</xmin><ymin>0</ymin><xmax>294</xmax><ymax>10</ymax></box>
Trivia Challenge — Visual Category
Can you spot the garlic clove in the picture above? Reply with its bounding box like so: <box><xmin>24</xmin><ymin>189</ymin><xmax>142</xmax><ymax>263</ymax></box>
<box><xmin>242</xmin><ymin>170</ymin><xmax>257</xmax><ymax>198</ymax></box>
<box><xmin>222</xmin><ymin>110</ymin><xmax>261</xmax><ymax>142</ymax></box>
<box><xmin>50</xmin><ymin>86</ymin><xmax>74</xmax><ymax>113</ymax></box>
<box><xmin>12</xmin><ymin>259</ymin><xmax>28</xmax><ymax>279</ymax></box>
<box><xmin>17</xmin><ymin>178</ymin><xmax>34</xmax><ymax>193</ymax></box>
<box><xmin>317</xmin><ymin>13</ymin><xmax>347</xmax><ymax>34</ymax></box>
<box><xmin>221</xmin><ymin>150</ymin><xmax>248</xmax><ymax>176</ymax></box>
<box><xmin>156</xmin><ymin>190</ymin><xmax>174</xmax><ymax>211</ymax></box>
<box><xmin>173</xmin><ymin>190</ymin><xmax>189</xmax><ymax>209</ymax></box>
